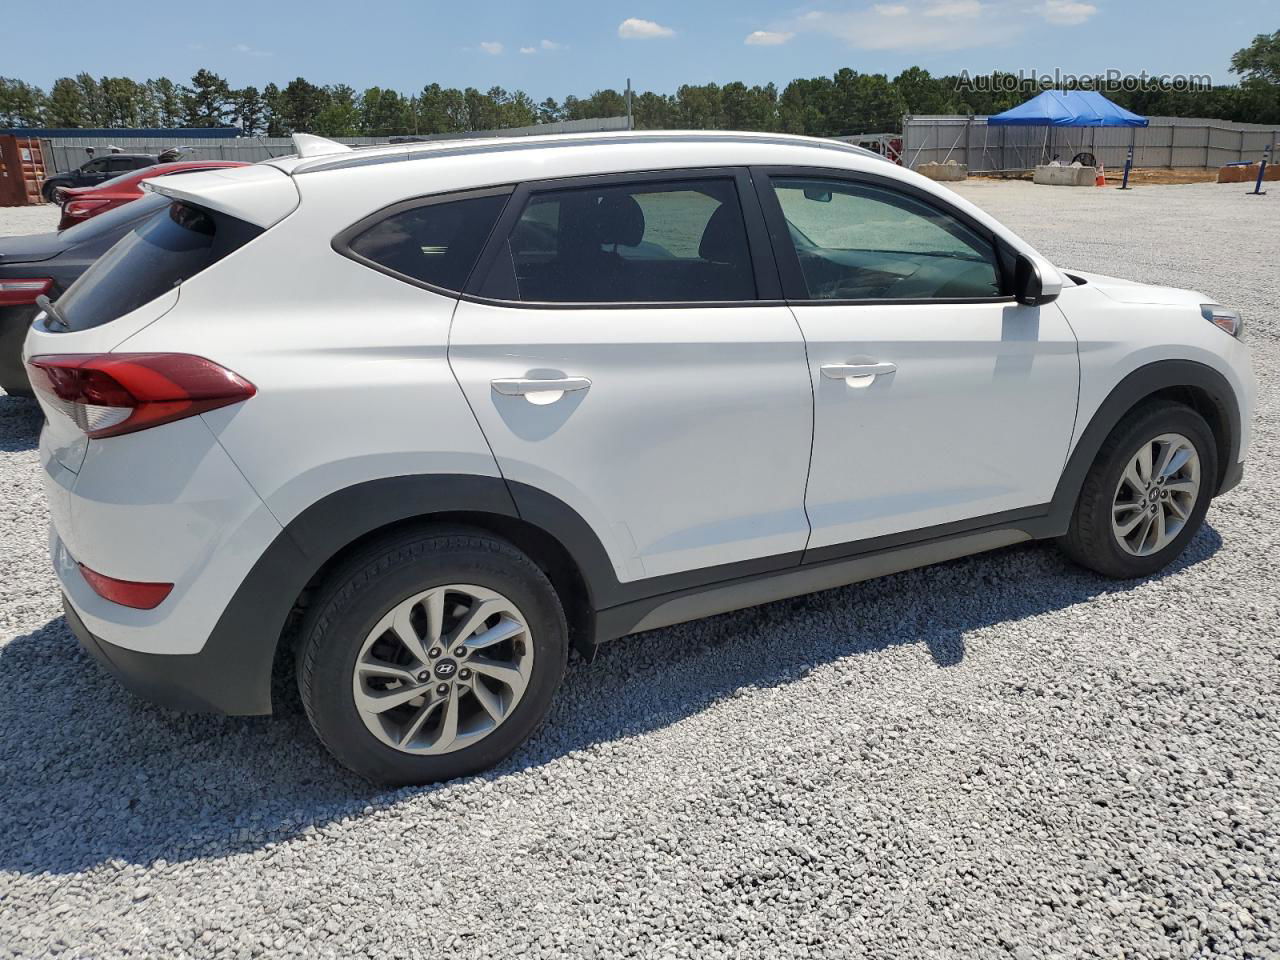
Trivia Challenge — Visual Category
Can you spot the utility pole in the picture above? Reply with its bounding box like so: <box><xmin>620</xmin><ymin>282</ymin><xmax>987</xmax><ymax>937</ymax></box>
<box><xmin>626</xmin><ymin>78</ymin><xmax>633</xmax><ymax>130</ymax></box>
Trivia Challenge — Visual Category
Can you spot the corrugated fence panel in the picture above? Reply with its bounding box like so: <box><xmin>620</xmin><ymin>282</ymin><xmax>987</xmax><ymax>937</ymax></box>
<box><xmin>41</xmin><ymin>117</ymin><xmax>631</xmax><ymax>173</ymax></box>
<box><xmin>904</xmin><ymin>115</ymin><xmax>1279</xmax><ymax>172</ymax></box>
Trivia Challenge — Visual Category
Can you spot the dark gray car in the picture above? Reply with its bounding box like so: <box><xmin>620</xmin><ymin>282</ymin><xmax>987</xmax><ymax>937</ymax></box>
<box><xmin>0</xmin><ymin>193</ymin><xmax>168</xmax><ymax>395</ymax></box>
<box><xmin>40</xmin><ymin>154</ymin><xmax>159</xmax><ymax>202</ymax></box>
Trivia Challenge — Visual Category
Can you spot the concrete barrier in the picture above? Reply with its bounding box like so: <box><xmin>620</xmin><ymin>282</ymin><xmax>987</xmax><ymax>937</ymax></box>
<box><xmin>916</xmin><ymin>162</ymin><xmax>967</xmax><ymax>182</ymax></box>
<box><xmin>1034</xmin><ymin>165</ymin><xmax>1097</xmax><ymax>187</ymax></box>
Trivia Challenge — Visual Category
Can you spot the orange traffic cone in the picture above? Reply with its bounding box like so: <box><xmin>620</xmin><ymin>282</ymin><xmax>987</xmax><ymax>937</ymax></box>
<box><xmin>1095</xmin><ymin>162</ymin><xmax>1107</xmax><ymax>187</ymax></box>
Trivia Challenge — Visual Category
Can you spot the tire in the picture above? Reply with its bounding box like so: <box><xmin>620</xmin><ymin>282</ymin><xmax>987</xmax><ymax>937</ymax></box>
<box><xmin>1060</xmin><ymin>402</ymin><xmax>1218</xmax><ymax>579</ymax></box>
<box><xmin>297</xmin><ymin>526</ymin><xmax>568</xmax><ymax>785</ymax></box>
<box><xmin>42</xmin><ymin>182</ymin><xmax>61</xmax><ymax>204</ymax></box>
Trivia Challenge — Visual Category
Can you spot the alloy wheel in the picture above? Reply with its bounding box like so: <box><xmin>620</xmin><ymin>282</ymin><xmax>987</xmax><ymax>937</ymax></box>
<box><xmin>1110</xmin><ymin>432</ymin><xmax>1201</xmax><ymax>557</ymax></box>
<box><xmin>351</xmin><ymin>584</ymin><xmax>533</xmax><ymax>755</ymax></box>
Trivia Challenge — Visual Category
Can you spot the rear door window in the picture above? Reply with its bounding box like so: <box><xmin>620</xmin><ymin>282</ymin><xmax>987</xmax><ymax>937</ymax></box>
<box><xmin>53</xmin><ymin>201</ymin><xmax>262</xmax><ymax>331</ymax></box>
<box><xmin>479</xmin><ymin>178</ymin><xmax>757</xmax><ymax>303</ymax></box>
<box><xmin>340</xmin><ymin>192</ymin><xmax>510</xmax><ymax>293</ymax></box>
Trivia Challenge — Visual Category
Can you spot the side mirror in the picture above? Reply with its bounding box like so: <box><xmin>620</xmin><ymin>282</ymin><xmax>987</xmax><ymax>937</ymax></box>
<box><xmin>1014</xmin><ymin>253</ymin><xmax>1060</xmax><ymax>306</ymax></box>
<box><xmin>803</xmin><ymin>187</ymin><xmax>832</xmax><ymax>202</ymax></box>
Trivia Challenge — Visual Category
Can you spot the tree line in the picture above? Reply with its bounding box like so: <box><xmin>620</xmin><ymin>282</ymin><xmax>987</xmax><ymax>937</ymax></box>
<box><xmin>1</xmin><ymin>31</ymin><xmax>1277</xmax><ymax>138</ymax></box>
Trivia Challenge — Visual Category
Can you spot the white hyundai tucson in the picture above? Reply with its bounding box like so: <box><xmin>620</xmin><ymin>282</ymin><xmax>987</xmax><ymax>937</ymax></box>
<box><xmin>24</xmin><ymin>132</ymin><xmax>1254</xmax><ymax>784</ymax></box>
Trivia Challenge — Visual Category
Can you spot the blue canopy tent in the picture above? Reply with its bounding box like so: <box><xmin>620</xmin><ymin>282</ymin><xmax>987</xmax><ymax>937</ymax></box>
<box><xmin>985</xmin><ymin>91</ymin><xmax>1148</xmax><ymax>171</ymax></box>
<box><xmin>987</xmin><ymin>90</ymin><xmax>1148</xmax><ymax>128</ymax></box>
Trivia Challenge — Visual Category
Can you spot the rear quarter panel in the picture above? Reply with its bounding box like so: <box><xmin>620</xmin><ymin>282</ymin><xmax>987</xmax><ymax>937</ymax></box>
<box><xmin>112</xmin><ymin>178</ymin><xmax>502</xmax><ymax>528</ymax></box>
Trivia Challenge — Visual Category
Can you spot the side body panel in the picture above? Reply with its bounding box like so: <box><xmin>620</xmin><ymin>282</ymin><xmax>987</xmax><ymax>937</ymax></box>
<box><xmin>1055</xmin><ymin>282</ymin><xmax>1255</xmax><ymax>469</ymax></box>
<box><xmin>449</xmin><ymin>300</ymin><xmax>814</xmax><ymax>581</ymax></box>
<box><xmin>794</xmin><ymin>299</ymin><xmax>1080</xmax><ymax>550</ymax></box>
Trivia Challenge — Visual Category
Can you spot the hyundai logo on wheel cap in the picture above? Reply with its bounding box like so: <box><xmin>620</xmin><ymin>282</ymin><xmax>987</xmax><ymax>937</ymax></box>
<box><xmin>434</xmin><ymin>659</ymin><xmax>458</xmax><ymax>679</ymax></box>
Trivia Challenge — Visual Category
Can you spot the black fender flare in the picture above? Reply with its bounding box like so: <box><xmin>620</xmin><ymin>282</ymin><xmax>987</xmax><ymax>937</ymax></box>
<box><xmin>198</xmin><ymin>474</ymin><xmax>623</xmax><ymax>714</ymax></box>
<box><xmin>1043</xmin><ymin>358</ymin><xmax>1240</xmax><ymax>533</ymax></box>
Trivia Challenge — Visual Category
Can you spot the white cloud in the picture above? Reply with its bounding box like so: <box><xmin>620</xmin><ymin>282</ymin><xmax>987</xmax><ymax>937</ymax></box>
<box><xmin>521</xmin><ymin>39</ymin><xmax>564</xmax><ymax>54</ymax></box>
<box><xmin>923</xmin><ymin>0</ymin><xmax>983</xmax><ymax>16</ymax></box>
<box><xmin>233</xmin><ymin>42</ymin><xmax>272</xmax><ymax>57</ymax></box>
<box><xmin>618</xmin><ymin>17</ymin><xmax>675</xmax><ymax>39</ymax></box>
<box><xmin>745</xmin><ymin>30</ymin><xmax>794</xmax><ymax>45</ymax></box>
<box><xmin>787</xmin><ymin>1</ymin><xmax>1026</xmax><ymax>51</ymax></box>
<box><xmin>478</xmin><ymin>40</ymin><xmax>504</xmax><ymax>55</ymax></box>
<box><xmin>1037</xmin><ymin>0</ymin><xmax>1097</xmax><ymax>24</ymax></box>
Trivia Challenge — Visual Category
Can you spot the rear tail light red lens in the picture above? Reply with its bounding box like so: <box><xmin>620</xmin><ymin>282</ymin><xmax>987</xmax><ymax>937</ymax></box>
<box><xmin>0</xmin><ymin>278</ymin><xmax>54</xmax><ymax>306</ymax></box>
<box><xmin>64</xmin><ymin>199</ymin><xmax>110</xmax><ymax>218</ymax></box>
<box><xmin>78</xmin><ymin>563</ymin><xmax>173</xmax><ymax>609</ymax></box>
<box><xmin>25</xmin><ymin>353</ymin><xmax>256</xmax><ymax>439</ymax></box>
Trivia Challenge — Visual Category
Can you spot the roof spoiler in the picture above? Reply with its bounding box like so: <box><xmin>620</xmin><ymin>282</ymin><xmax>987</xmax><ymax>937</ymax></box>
<box><xmin>292</xmin><ymin>133</ymin><xmax>352</xmax><ymax>158</ymax></box>
<box><xmin>141</xmin><ymin>164</ymin><xmax>300</xmax><ymax>228</ymax></box>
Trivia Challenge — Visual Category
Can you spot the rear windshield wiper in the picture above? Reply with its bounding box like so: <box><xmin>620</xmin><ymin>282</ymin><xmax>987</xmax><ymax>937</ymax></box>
<box><xmin>36</xmin><ymin>294</ymin><xmax>69</xmax><ymax>331</ymax></box>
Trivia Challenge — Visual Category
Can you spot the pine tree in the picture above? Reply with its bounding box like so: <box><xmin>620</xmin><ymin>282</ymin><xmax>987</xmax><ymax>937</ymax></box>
<box><xmin>183</xmin><ymin>68</ymin><xmax>233</xmax><ymax>127</ymax></box>
<box><xmin>234</xmin><ymin>85</ymin><xmax>267</xmax><ymax>136</ymax></box>
<box><xmin>46</xmin><ymin>77</ymin><xmax>86</xmax><ymax>127</ymax></box>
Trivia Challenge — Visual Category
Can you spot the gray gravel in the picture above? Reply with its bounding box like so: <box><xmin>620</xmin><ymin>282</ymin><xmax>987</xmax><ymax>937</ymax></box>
<box><xmin>1</xmin><ymin>181</ymin><xmax>1277</xmax><ymax>959</ymax></box>
<box><xmin>0</xmin><ymin>205</ymin><xmax>58</xmax><ymax>238</ymax></box>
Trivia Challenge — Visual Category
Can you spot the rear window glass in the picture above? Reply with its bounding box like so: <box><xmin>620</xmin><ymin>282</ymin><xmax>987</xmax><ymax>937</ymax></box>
<box><xmin>344</xmin><ymin>193</ymin><xmax>509</xmax><ymax>292</ymax></box>
<box><xmin>54</xmin><ymin>201</ymin><xmax>261</xmax><ymax>332</ymax></box>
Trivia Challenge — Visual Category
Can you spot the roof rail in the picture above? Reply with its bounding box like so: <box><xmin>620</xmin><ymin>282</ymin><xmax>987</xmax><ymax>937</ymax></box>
<box><xmin>291</xmin><ymin>130</ymin><xmax>894</xmax><ymax>175</ymax></box>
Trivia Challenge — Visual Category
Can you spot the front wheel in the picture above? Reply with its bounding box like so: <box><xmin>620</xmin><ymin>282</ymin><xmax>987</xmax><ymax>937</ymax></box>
<box><xmin>298</xmin><ymin>528</ymin><xmax>568</xmax><ymax>785</ymax></box>
<box><xmin>1060</xmin><ymin>402</ymin><xmax>1218</xmax><ymax>579</ymax></box>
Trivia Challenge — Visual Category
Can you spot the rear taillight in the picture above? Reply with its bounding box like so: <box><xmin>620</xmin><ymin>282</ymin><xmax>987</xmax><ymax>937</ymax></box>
<box><xmin>25</xmin><ymin>353</ymin><xmax>256</xmax><ymax>439</ymax></box>
<box><xmin>0</xmin><ymin>278</ymin><xmax>53</xmax><ymax>306</ymax></box>
<box><xmin>78</xmin><ymin>563</ymin><xmax>173</xmax><ymax>609</ymax></box>
<box><xmin>63</xmin><ymin>199</ymin><xmax>110</xmax><ymax>219</ymax></box>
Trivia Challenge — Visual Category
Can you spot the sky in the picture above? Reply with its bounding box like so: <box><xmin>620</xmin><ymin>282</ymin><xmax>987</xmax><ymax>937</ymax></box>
<box><xmin>2</xmin><ymin>0</ymin><xmax>1273</xmax><ymax>98</ymax></box>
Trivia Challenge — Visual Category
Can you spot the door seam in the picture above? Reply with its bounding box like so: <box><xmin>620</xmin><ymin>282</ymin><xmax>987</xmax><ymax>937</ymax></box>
<box><xmin>786</xmin><ymin>302</ymin><xmax>818</xmax><ymax>556</ymax></box>
<box><xmin>1053</xmin><ymin>299</ymin><xmax>1084</xmax><ymax>471</ymax></box>
<box><xmin>444</xmin><ymin>297</ymin><xmax>524</xmax><ymax>522</ymax></box>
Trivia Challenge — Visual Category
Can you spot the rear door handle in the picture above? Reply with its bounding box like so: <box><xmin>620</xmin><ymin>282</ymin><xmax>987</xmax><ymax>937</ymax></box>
<box><xmin>821</xmin><ymin>362</ymin><xmax>897</xmax><ymax>381</ymax></box>
<box><xmin>491</xmin><ymin>377</ymin><xmax>592</xmax><ymax>404</ymax></box>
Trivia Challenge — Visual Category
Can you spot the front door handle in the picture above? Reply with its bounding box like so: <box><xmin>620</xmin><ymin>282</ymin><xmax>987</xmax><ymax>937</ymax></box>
<box><xmin>821</xmin><ymin>361</ymin><xmax>897</xmax><ymax>383</ymax></box>
<box><xmin>491</xmin><ymin>377</ymin><xmax>592</xmax><ymax>404</ymax></box>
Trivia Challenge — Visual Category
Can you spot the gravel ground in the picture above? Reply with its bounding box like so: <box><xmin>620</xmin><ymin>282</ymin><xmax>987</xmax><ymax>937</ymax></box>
<box><xmin>0</xmin><ymin>205</ymin><xmax>59</xmax><ymax>238</ymax></box>
<box><xmin>0</xmin><ymin>181</ymin><xmax>1277</xmax><ymax>959</ymax></box>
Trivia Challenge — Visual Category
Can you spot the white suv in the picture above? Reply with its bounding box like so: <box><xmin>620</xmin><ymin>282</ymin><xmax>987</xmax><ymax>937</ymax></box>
<box><xmin>24</xmin><ymin>132</ymin><xmax>1254</xmax><ymax>784</ymax></box>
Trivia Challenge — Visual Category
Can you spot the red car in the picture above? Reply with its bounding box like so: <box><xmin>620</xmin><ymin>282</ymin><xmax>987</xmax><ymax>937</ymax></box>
<box><xmin>57</xmin><ymin>161</ymin><xmax>248</xmax><ymax>230</ymax></box>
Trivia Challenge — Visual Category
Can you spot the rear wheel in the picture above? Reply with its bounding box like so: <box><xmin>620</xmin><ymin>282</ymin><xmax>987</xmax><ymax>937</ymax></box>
<box><xmin>1061</xmin><ymin>403</ymin><xmax>1217</xmax><ymax>579</ymax></box>
<box><xmin>298</xmin><ymin>528</ymin><xmax>567</xmax><ymax>784</ymax></box>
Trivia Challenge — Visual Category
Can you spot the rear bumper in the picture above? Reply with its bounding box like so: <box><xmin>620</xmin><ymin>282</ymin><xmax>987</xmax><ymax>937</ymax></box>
<box><xmin>65</xmin><ymin>593</ymin><xmax>272</xmax><ymax>715</ymax></box>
